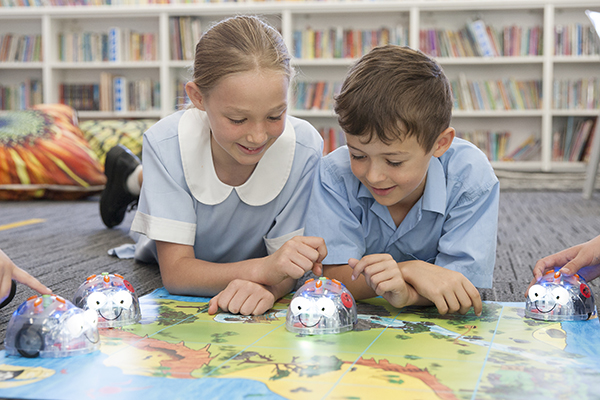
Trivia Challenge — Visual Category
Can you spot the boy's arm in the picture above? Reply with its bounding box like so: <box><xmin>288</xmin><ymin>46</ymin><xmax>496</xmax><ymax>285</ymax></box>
<box><xmin>398</xmin><ymin>260</ymin><xmax>482</xmax><ymax>316</ymax></box>
<box><xmin>324</xmin><ymin>262</ymin><xmax>430</xmax><ymax>308</ymax></box>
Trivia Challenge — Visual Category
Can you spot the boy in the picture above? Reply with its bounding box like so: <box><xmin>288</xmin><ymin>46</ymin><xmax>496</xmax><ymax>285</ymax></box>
<box><xmin>304</xmin><ymin>45</ymin><xmax>499</xmax><ymax>316</ymax></box>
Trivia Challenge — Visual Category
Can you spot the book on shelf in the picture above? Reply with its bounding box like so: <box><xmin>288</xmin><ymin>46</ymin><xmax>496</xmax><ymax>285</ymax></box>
<box><xmin>113</xmin><ymin>76</ymin><xmax>128</xmax><ymax>112</ymax></box>
<box><xmin>501</xmin><ymin>134</ymin><xmax>541</xmax><ymax>162</ymax></box>
<box><xmin>451</xmin><ymin>76</ymin><xmax>541</xmax><ymax>111</ymax></box>
<box><xmin>293</xmin><ymin>81</ymin><xmax>341</xmax><ymax>111</ymax></box>
<box><xmin>421</xmin><ymin>22</ymin><xmax>543</xmax><ymax>58</ymax></box>
<box><xmin>552</xmin><ymin>117</ymin><xmax>597</xmax><ymax>162</ymax></box>
<box><xmin>0</xmin><ymin>79</ymin><xmax>43</xmax><ymax>110</ymax></box>
<box><xmin>552</xmin><ymin>78</ymin><xmax>600</xmax><ymax>110</ymax></box>
<box><xmin>170</xmin><ymin>16</ymin><xmax>201</xmax><ymax>61</ymax></box>
<box><xmin>108</xmin><ymin>27</ymin><xmax>121</xmax><ymax>62</ymax></box>
<box><xmin>554</xmin><ymin>23</ymin><xmax>600</xmax><ymax>56</ymax></box>
<box><xmin>293</xmin><ymin>25</ymin><xmax>408</xmax><ymax>60</ymax></box>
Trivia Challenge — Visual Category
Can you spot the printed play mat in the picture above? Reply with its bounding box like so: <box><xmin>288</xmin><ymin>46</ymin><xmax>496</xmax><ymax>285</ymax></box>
<box><xmin>0</xmin><ymin>288</ymin><xmax>599</xmax><ymax>400</ymax></box>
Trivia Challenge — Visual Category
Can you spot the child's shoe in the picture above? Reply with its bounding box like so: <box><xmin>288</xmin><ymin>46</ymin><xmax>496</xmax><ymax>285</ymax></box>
<box><xmin>100</xmin><ymin>145</ymin><xmax>140</xmax><ymax>228</ymax></box>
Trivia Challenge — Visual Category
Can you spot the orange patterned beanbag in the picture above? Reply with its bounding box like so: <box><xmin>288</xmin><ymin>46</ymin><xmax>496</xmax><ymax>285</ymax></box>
<box><xmin>0</xmin><ymin>104</ymin><xmax>106</xmax><ymax>200</ymax></box>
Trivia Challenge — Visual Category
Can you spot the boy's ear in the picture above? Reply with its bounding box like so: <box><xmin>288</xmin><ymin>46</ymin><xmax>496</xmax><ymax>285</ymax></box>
<box><xmin>185</xmin><ymin>82</ymin><xmax>206</xmax><ymax>111</ymax></box>
<box><xmin>432</xmin><ymin>127</ymin><xmax>455</xmax><ymax>158</ymax></box>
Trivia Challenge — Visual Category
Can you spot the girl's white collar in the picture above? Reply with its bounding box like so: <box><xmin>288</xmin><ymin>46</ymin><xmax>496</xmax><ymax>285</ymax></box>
<box><xmin>178</xmin><ymin>108</ymin><xmax>296</xmax><ymax>206</ymax></box>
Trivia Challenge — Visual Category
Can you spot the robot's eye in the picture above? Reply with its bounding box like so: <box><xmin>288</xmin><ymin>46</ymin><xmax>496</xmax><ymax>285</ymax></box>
<box><xmin>528</xmin><ymin>284</ymin><xmax>547</xmax><ymax>301</ymax></box>
<box><xmin>290</xmin><ymin>297</ymin><xmax>313</xmax><ymax>316</ymax></box>
<box><xmin>315</xmin><ymin>298</ymin><xmax>336</xmax><ymax>318</ymax></box>
<box><xmin>551</xmin><ymin>287</ymin><xmax>570</xmax><ymax>305</ymax></box>
<box><xmin>86</xmin><ymin>292</ymin><xmax>107</xmax><ymax>310</ymax></box>
<box><xmin>112</xmin><ymin>291</ymin><xmax>133</xmax><ymax>309</ymax></box>
<box><xmin>64</xmin><ymin>314</ymin><xmax>85</xmax><ymax>337</ymax></box>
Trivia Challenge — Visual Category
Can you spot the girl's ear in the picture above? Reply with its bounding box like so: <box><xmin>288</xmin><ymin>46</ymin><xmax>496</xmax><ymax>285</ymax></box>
<box><xmin>432</xmin><ymin>127</ymin><xmax>455</xmax><ymax>158</ymax></box>
<box><xmin>185</xmin><ymin>82</ymin><xmax>206</xmax><ymax>111</ymax></box>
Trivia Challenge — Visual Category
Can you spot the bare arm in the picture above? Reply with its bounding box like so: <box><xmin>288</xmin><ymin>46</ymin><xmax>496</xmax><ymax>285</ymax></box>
<box><xmin>156</xmin><ymin>235</ymin><xmax>327</xmax><ymax>297</ymax></box>
<box><xmin>323</xmin><ymin>262</ymin><xmax>430</xmax><ymax>307</ymax></box>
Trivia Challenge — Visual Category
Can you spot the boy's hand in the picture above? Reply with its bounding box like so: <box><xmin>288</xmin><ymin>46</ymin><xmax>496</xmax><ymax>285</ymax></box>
<box><xmin>258</xmin><ymin>236</ymin><xmax>327</xmax><ymax>286</ymax></box>
<box><xmin>349</xmin><ymin>254</ymin><xmax>419</xmax><ymax>309</ymax></box>
<box><xmin>208</xmin><ymin>279</ymin><xmax>275</xmax><ymax>316</ymax></box>
<box><xmin>400</xmin><ymin>261</ymin><xmax>482</xmax><ymax>316</ymax></box>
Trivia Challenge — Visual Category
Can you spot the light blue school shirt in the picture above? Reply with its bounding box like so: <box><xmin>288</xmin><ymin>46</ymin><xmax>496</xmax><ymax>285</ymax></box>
<box><xmin>121</xmin><ymin>108</ymin><xmax>322</xmax><ymax>263</ymax></box>
<box><xmin>304</xmin><ymin>137</ymin><xmax>499</xmax><ymax>289</ymax></box>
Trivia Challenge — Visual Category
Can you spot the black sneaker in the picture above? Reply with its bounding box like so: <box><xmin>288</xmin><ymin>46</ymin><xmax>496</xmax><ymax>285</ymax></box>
<box><xmin>100</xmin><ymin>145</ymin><xmax>141</xmax><ymax>228</ymax></box>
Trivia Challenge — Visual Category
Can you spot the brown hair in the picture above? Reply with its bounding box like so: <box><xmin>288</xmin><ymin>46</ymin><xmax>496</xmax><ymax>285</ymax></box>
<box><xmin>334</xmin><ymin>45</ymin><xmax>453</xmax><ymax>152</ymax></box>
<box><xmin>191</xmin><ymin>15</ymin><xmax>292</xmax><ymax>96</ymax></box>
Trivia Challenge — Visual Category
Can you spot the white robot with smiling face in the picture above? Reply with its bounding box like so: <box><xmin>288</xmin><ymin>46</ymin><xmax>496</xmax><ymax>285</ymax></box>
<box><xmin>73</xmin><ymin>272</ymin><xmax>141</xmax><ymax>328</ymax></box>
<box><xmin>286</xmin><ymin>277</ymin><xmax>358</xmax><ymax>335</ymax></box>
<box><xmin>526</xmin><ymin>269</ymin><xmax>596</xmax><ymax>321</ymax></box>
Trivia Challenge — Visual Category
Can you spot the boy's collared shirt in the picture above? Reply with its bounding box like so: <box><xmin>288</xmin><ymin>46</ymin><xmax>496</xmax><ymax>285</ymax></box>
<box><xmin>304</xmin><ymin>138</ymin><xmax>499</xmax><ymax>288</ymax></box>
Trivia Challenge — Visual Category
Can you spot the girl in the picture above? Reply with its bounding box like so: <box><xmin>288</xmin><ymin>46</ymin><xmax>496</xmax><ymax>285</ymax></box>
<box><xmin>101</xmin><ymin>15</ymin><xmax>326</xmax><ymax>316</ymax></box>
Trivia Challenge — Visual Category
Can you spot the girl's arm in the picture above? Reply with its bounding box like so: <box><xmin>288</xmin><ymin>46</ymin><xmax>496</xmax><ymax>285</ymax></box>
<box><xmin>156</xmin><ymin>236</ymin><xmax>326</xmax><ymax>297</ymax></box>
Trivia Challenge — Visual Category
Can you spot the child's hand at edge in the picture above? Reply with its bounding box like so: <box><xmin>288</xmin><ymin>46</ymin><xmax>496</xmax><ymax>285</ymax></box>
<box><xmin>399</xmin><ymin>260</ymin><xmax>482</xmax><ymax>316</ymax></box>
<box><xmin>0</xmin><ymin>249</ymin><xmax>51</xmax><ymax>303</ymax></box>
<box><xmin>348</xmin><ymin>254</ymin><xmax>420</xmax><ymax>309</ymax></box>
<box><xmin>258</xmin><ymin>236</ymin><xmax>327</xmax><ymax>286</ymax></box>
<box><xmin>208</xmin><ymin>279</ymin><xmax>275</xmax><ymax>316</ymax></box>
<box><xmin>527</xmin><ymin>237</ymin><xmax>600</xmax><ymax>297</ymax></box>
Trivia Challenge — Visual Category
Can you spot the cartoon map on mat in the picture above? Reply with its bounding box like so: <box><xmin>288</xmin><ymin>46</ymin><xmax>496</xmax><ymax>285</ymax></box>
<box><xmin>0</xmin><ymin>288</ymin><xmax>599</xmax><ymax>400</ymax></box>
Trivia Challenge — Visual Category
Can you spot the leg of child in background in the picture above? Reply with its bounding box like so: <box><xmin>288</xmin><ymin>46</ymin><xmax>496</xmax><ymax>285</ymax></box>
<box><xmin>100</xmin><ymin>145</ymin><xmax>143</xmax><ymax>228</ymax></box>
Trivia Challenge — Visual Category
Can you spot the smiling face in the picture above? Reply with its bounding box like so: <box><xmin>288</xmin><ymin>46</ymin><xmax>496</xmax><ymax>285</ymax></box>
<box><xmin>186</xmin><ymin>69</ymin><xmax>288</xmax><ymax>185</ymax></box>
<box><xmin>73</xmin><ymin>273</ymin><xmax>141</xmax><ymax>328</ymax></box>
<box><xmin>286</xmin><ymin>277</ymin><xmax>357</xmax><ymax>335</ymax></box>
<box><xmin>345</xmin><ymin>128</ymin><xmax>454</xmax><ymax>222</ymax></box>
<box><xmin>525</xmin><ymin>270</ymin><xmax>596</xmax><ymax>321</ymax></box>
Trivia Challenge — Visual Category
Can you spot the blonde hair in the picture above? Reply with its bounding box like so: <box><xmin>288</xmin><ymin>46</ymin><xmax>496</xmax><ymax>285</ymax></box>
<box><xmin>191</xmin><ymin>15</ymin><xmax>292</xmax><ymax>96</ymax></box>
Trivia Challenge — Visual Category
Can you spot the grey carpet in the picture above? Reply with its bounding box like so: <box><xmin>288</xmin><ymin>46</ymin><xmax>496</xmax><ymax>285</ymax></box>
<box><xmin>1</xmin><ymin>190</ymin><xmax>600</xmax><ymax>348</ymax></box>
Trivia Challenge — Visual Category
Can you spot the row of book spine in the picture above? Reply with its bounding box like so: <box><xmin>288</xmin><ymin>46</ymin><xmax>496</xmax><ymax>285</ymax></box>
<box><xmin>59</xmin><ymin>73</ymin><xmax>160</xmax><ymax>112</ymax></box>
<box><xmin>0</xmin><ymin>79</ymin><xmax>42</xmax><ymax>110</ymax></box>
<box><xmin>293</xmin><ymin>81</ymin><xmax>342</xmax><ymax>111</ymax></box>
<box><xmin>0</xmin><ymin>0</ymin><xmax>305</xmax><ymax>6</ymax></box>
<box><xmin>555</xmin><ymin>24</ymin><xmax>600</xmax><ymax>56</ymax></box>
<box><xmin>552</xmin><ymin>116</ymin><xmax>598</xmax><ymax>162</ymax></box>
<box><xmin>58</xmin><ymin>29</ymin><xmax>156</xmax><ymax>62</ymax></box>
<box><xmin>0</xmin><ymin>34</ymin><xmax>42</xmax><ymax>62</ymax></box>
<box><xmin>552</xmin><ymin>78</ymin><xmax>600</xmax><ymax>110</ymax></box>
<box><xmin>420</xmin><ymin>21</ymin><xmax>542</xmax><ymax>58</ymax></box>
<box><xmin>451</xmin><ymin>74</ymin><xmax>542</xmax><ymax>111</ymax></box>
<box><xmin>456</xmin><ymin>130</ymin><xmax>511</xmax><ymax>161</ymax></box>
<box><xmin>170</xmin><ymin>16</ymin><xmax>202</xmax><ymax>61</ymax></box>
<box><xmin>293</xmin><ymin>26</ymin><xmax>408</xmax><ymax>60</ymax></box>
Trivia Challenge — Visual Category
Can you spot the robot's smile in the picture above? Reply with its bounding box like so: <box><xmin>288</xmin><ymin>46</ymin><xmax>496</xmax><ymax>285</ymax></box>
<box><xmin>298</xmin><ymin>316</ymin><xmax>322</xmax><ymax>328</ymax></box>
<box><xmin>534</xmin><ymin>303</ymin><xmax>557</xmax><ymax>313</ymax></box>
<box><xmin>98</xmin><ymin>309</ymin><xmax>123</xmax><ymax>321</ymax></box>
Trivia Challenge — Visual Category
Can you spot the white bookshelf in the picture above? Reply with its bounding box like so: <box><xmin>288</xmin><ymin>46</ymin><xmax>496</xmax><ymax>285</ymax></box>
<box><xmin>1</xmin><ymin>0</ymin><xmax>599</xmax><ymax>172</ymax></box>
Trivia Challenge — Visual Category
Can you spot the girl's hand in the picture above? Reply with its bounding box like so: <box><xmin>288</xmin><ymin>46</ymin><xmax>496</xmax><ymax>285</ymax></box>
<box><xmin>208</xmin><ymin>279</ymin><xmax>275</xmax><ymax>316</ymax></box>
<box><xmin>348</xmin><ymin>254</ymin><xmax>419</xmax><ymax>309</ymax></box>
<box><xmin>258</xmin><ymin>236</ymin><xmax>327</xmax><ymax>286</ymax></box>
<box><xmin>399</xmin><ymin>260</ymin><xmax>482</xmax><ymax>316</ymax></box>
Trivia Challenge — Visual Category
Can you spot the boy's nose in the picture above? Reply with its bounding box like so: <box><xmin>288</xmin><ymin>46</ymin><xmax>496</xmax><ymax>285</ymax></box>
<box><xmin>365</xmin><ymin>164</ymin><xmax>386</xmax><ymax>184</ymax></box>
